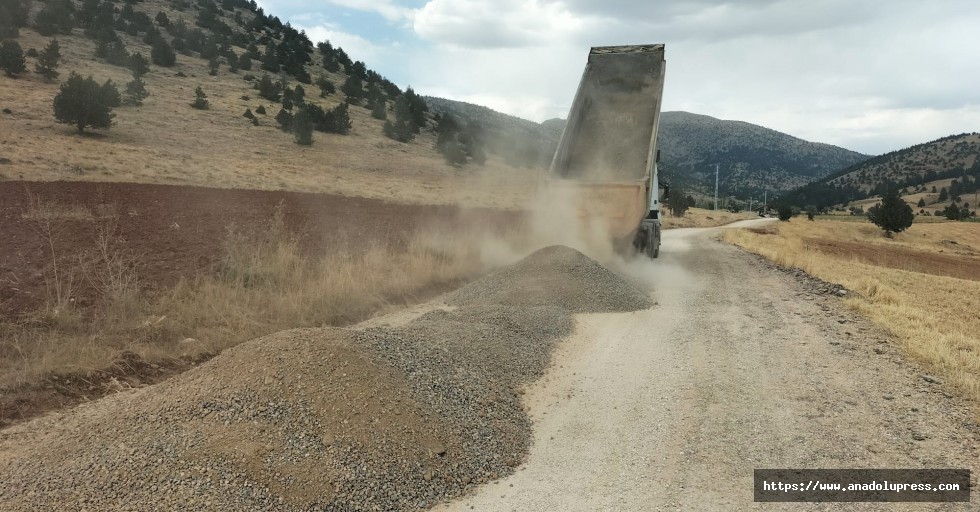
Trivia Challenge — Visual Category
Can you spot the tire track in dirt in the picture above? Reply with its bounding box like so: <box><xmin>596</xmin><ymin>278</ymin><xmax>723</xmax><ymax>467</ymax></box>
<box><xmin>435</xmin><ymin>224</ymin><xmax>980</xmax><ymax>511</ymax></box>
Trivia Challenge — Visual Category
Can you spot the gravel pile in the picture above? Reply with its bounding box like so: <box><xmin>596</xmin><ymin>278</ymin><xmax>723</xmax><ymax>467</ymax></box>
<box><xmin>449</xmin><ymin>245</ymin><xmax>652</xmax><ymax>313</ymax></box>
<box><xmin>0</xmin><ymin>245</ymin><xmax>653</xmax><ymax>511</ymax></box>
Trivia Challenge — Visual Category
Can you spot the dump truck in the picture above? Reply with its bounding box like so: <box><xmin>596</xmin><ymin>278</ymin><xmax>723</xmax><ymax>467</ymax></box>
<box><xmin>549</xmin><ymin>44</ymin><xmax>667</xmax><ymax>257</ymax></box>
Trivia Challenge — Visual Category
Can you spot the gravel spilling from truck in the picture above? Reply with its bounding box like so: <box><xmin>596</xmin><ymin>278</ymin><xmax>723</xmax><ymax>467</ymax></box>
<box><xmin>0</xmin><ymin>246</ymin><xmax>652</xmax><ymax>511</ymax></box>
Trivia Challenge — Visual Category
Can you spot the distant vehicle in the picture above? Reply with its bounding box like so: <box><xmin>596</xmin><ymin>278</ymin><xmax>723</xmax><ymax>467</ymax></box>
<box><xmin>548</xmin><ymin>44</ymin><xmax>667</xmax><ymax>257</ymax></box>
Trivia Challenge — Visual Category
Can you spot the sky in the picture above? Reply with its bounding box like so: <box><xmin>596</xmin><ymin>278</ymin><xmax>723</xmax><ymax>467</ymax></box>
<box><xmin>256</xmin><ymin>0</ymin><xmax>980</xmax><ymax>155</ymax></box>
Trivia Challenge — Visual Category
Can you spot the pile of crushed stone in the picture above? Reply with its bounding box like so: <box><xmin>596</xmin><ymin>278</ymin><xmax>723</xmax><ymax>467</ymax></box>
<box><xmin>0</xmin><ymin>245</ymin><xmax>653</xmax><ymax>511</ymax></box>
<box><xmin>449</xmin><ymin>245</ymin><xmax>652</xmax><ymax>313</ymax></box>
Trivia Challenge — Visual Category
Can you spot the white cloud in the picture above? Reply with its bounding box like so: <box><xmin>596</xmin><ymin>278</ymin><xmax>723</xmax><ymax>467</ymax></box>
<box><xmin>413</xmin><ymin>0</ymin><xmax>594</xmax><ymax>49</ymax></box>
<box><xmin>327</xmin><ymin>0</ymin><xmax>414</xmax><ymax>22</ymax></box>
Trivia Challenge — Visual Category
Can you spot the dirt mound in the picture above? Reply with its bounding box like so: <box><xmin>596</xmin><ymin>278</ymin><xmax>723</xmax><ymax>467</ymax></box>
<box><xmin>449</xmin><ymin>245</ymin><xmax>652</xmax><ymax>313</ymax></box>
<box><xmin>0</xmin><ymin>245</ymin><xmax>653</xmax><ymax>511</ymax></box>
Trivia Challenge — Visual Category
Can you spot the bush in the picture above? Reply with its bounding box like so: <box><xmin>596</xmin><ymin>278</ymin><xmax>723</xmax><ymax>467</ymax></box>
<box><xmin>256</xmin><ymin>73</ymin><xmax>281</xmax><ymax>101</ymax></box>
<box><xmin>53</xmin><ymin>73</ymin><xmax>116</xmax><ymax>133</ymax></box>
<box><xmin>867</xmin><ymin>188</ymin><xmax>914</xmax><ymax>235</ymax></box>
<box><xmin>151</xmin><ymin>38</ymin><xmax>176</xmax><ymax>67</ymax></box>
<box><xmin>35</xmin><ymin>39</ymin><xmax>61</xmax><ymax>81</ymax></box>
<box><xmin>777</xmin><ymin>204</ymin><xmax>793</xmax><ymax>221</ymax></box>
<box><xmin>124</xmin><ymin>77</ymin><xmax>149</xmax><ymax>106</ymax></box>
<box><xmin>129</xmin><ymin>52</ymin><xmax>150</xmax><ymax>78</ymax></box>
<box><xmin>255</xmin><ymin>105</ymin><xmax>266</xmax><ymax>115</ymax></box>
<box><xmin>190</xmin><ymin>86</ymin><xmax>209</xmax><ymax>109</ymax></box>
<box><xmin>243</xmin><ymin>107</ymin><xmax>254</xmax><ymax>119</ymax></box>
<box><xmin>101</xmin><ymin>79</ymin><xmax>121</xmax><ymax>108</ymax></box>
<box><xmin>0</xmin><ymin>39</ymin><xmax>26</xmax><ymax>76</ymax></box>
<box><xmin>293</xmin><ymin>107</ymin><xmax>313</xmax><ymax>145</ymax></box>
<box><xmin>275</xmin><ymin>108</ymin><xmax>292</xmax><ymax>131</ymax></box>
<box><xmin>371</xmin><ymin>100</ymin><xmax>386</xmax><ymax>120</ymax></box>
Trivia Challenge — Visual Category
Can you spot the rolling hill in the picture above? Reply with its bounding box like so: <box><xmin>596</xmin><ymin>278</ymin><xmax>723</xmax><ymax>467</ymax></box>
<box><xmin>426</xmin><ymin>101</ymin><xmax>869</xmax><ymax>201</ymax></box>
<box><xmin>781</xmin><ymin>133</ymin><xmax>980</xmax><ymax>211</ymax></box>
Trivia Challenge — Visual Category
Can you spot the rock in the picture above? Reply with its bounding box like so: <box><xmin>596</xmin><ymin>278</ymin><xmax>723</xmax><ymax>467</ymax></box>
<box><xmin>922</xmin><ymin>375</ymin><xmax>942</xmax><ymax>384</ymax></box>
<box><xmin>911</xmin><ymin>432</ymin><xmax>927</xmax><ymax>441</ymax></box>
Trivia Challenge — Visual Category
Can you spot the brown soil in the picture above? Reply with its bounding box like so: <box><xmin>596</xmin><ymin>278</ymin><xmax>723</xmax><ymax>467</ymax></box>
<box><xmin>0</xmin><ymin>180</ymin><xmax>521</xmax><ymax>318</ymax></box>
<box><xmin>804</xmin><ymin>237</ymin><xmax>980</xmax><ymax>281</ymax></box>
<box><xmin>0</xmin><ymin>180</ymin><xmax>522</xmax><ymax>430</ymax></box>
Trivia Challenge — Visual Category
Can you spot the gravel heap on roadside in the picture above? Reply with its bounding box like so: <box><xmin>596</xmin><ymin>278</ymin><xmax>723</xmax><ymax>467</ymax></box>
<box><xmin>0</xmin><ymin>245</ymin><xmax>653</xmax><ymax>511</ymax></box>
<box><xmin>449</xmin><ymin>245</ymin><xmax>652</xmax><ymax>313</ymax></box>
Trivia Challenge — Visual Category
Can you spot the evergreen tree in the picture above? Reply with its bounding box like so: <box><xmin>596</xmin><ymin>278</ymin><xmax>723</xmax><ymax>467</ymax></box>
<box><xmin>938</xmin><ymin>187</ymin><xmax>948</xmax><ymax>202</ymax></box>
<box><xmin>341</xmin><ymin>75</ymin><xmax>363</xmax><ymax>104</ymax></box>
<box><xmin>151</xmin><ymin>38</ymin><xmax>176</xmax><ymax>66</ymax></box>
<box><xmin>0</xmin><ymin>39</ymin><xmax>26</xmax><ymax>76</ymax></box>
<box><xmin>316</xmin><ymin>75</ymin><xmax>335</xmax><ymax>97</ymax></box>
<box><xmin>101</xmin><ymin>79</ymin><xmax>121</xmax><ymax>107</ymax></box>
<box><xmin>238</xmin><ymin>54</ymin><xmax>252</xmax><ymax>71</ymax></box>
<box><xmin>155</xmin><ymin>11</ymin><xmax>171</xmax><ymax>28</ymax></box>
<box><xmin>35</xmin><ymin>39</ymin><xmax>61</xmax><ymax>81</ymax></box>
<box><xmin>53</xmin><ymin>72</ymin><xmax>115</xmax><ymax>133</ymax></box>
<box><xmin>256</xmin><ymin>73</ymin><xmax>280</xmax><ymax>101</ymax></box>
<box><xmin>383</xmin><ymin>95</ymin><xmax>416</xmax><ymax>142</ymax></box>
<box><xmin>917</xmin><ymin>197</ymin><xmax>926</xmax><ymax>208</ymax></box>
<box><xmin>943</xmin><ymin>203</ymin><xmax>961</xmax><ymax>221</ymax></box>
<box><xmin>190</xmin><ymin>86</ymin><xmax>209</xmax><ymax>109</ymax></box>
<box><xmin>129</xmin><ymin>52</ymin><xmax>150</xmax><ymax>77</ymax></box>
<box><xmin>255</xmin><ymin>104</ymin><xmax>266</xmax><ymax>115</ymax></box>
<box><xmin>124</xmin><ymin>76</ymin><xmax>148</xmax><ymax>105</ymax></box>
<box><xmin>669</xmin><ymin>185</ymin><xmax>689</xmax><ymax>217</ymax></box>
<box><xmin>867</xmin><ymin>188</ymin><xmax>914</xmax><ymax>235</ymax></box>
<box><xmin>260</xmin><ymin>44</ymin><xmax>279</xmax><ymax>72</ymax></box>
<box><xmin>292</xmin><ymin>106</ymin><xmax>312</xmax><ymax>145</ymax></box>
<box><xmin>275</xmin><ymin>107</ymin><xmax>292</xmax><ymax>131</ymax></box>
<box><xmin>208</xmin><ymin>56</ymin><xmax>219</xmax><ymax>75</ymax></box>
<box><xmin>243</xmin><ymin>107</ymin><xmax>254</xmax><ymax>119</ymax></box>
<box><xmin>34</xmin><ymin>0</ymin><xmax>75</xmax><ymax>36</ymax></box>
<box><xmin>371</xmin><ymin>99</ymin><xmax>386</xmax><ymax>120</ymax></box>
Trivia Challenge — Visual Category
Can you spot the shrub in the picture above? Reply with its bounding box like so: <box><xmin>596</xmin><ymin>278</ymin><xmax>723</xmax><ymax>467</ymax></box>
<box><xmin>777</xmin><ymin>204</ymin><xmax>793</xmax><ymax>221</ymax></box>
<box><xmin>101</xmin><ymin>79</ymin><xmax>121</xmax><ymax>108</ymax></box>
<box><xmin>255</xmin><ymin>105</ymin><xmax>266</xmax><ymax>115</ymax></box>
<box><xmin>34</xmin><ymin>39</ymin><xmax>61</xmax><ymax>81</ymax></box>
<box><xmin>129</xmin><ymin>52</ymin><xmax>150</xmax><ymax>78</ymax></box>
<box><xmin>275</xmin><ymin>107</ymin><xmax>292</xmax><ymax>131</ymax></box>
<box><xmin>867</xmin><ymin>188</ymin><xmax>914</xmax><ymax>235</ymax></box>
<box><xmin>371</xmin><ymin>100</ymin><xmax>386</xmax><ymax>120</ymax></box>
<box><xmin>0</xmin><ymin>39</ymin><xmax>26</xmax><ymax>76</ymax></box>
<box><xmin>243</xmin><ymin>107</ymin><xmax>254</xmax><ymax>119</ymax></box>
<box><xmin>151</xmin><ymin>38</ymin><xmax>176</xmax><ymax>67</ymax></box>
<box><xmin>124</xmin><ymin>77</ymin><xmax>149</xmax><ymax>106</ymax></box>
<box><xmin>256</xmin><ymin>73</ymin><xmax>281</xmax><ymax>101</ymax></box>
<box><xmin>190</xmin><ymin>86</ymin><xmax>209</xmax><ymax>109</ymax></box>
<box><xmin>293</xmin><ymin>107</ymin><xmax>312</xmax><ymax>145</ymax></box>
<box><xmin>53</xmin><ymin>73</ymin><xmax>116</xmax><ymax>133</ymax></box>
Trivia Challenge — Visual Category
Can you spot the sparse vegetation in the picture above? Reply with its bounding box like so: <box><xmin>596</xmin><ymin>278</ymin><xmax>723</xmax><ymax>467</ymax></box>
<box><xmin>726</xmin><ymin>220</ymin><xmax>980</xmax><ymax>404</ymax></box>
<box><xmin>190</xmin><ymin>86</ymin><xmax>209</xmax><ymax>109</ymax></box>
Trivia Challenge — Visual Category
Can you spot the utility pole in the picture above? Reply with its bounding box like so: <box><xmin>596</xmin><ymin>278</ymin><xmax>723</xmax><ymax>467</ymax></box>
<box><xmin>713</xmin><ymin>163</ymin><xmax>719</xmax><ymax>211</ymax></box>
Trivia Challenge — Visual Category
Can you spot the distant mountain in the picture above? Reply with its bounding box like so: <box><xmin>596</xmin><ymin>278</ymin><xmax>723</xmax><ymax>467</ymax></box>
<box><xmin>656</xmin><ymin>112</ymin><xmax>868</xmax><ymax>198</ymax></box>
<box><xmin>426</xmin><ymin>101</ymin><xmax>869</xmax><ymax>199</ymax></box>
<box><xmin>781</xmin><ymin>133</ymin><xmax>980</xmax><ymax>209</ymax></box>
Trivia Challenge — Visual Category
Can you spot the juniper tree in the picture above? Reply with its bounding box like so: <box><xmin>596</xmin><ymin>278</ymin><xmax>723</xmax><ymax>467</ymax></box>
<box><xmin>0</xmin><ymin>39</ymin><xmax>26</xmax><ymax>76</ymax></box>
<box><xmin>34</xmin><ymin>39</ymin><xmax>61</xmax><ymax>81</ymax></box>
<box><xmin>292</xmin><ymin>106</ymin><xmax>312</xmax><ymax>145</ymax></box>
<box><xmin>190</xmin><ymin>86</ymin><xmax>209</xmax><ymax>109</ymax></box>
<box><xmin>151</xmin><ymin>38</ymin><xmax>176</xmax><ymax>66</ymax></box>
<box><xmin>867</xmin><ymin>188</ymin><xmax>914</xmax><ymax>236</ymax></box>
<box><xmin>128</xmin><ymin>52</ymin><xmax>150</xmax><ymax>78</ymax></box>
<box><xmin>124</xmin><ymin>77</ymin><xmax>148</xmax><ymax>105</ymax></box>
<box><xmin>53</xmin><ymin>72</ymin><xmax>116</xmax><ymax>133</ymax></box>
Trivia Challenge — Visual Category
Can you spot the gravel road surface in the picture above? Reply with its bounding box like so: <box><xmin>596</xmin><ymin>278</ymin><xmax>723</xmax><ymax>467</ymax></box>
<box><xmin>434</xmin><ymin>221</ymin><xmax>980</xmax><ymax>511</ymax></box>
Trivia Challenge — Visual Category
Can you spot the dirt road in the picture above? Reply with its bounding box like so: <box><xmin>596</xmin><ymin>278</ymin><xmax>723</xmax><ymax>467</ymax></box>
<box><xmin>435</xmin><ymin>221</ymin><xmax>980</xmax><ymax>511</ymax></box>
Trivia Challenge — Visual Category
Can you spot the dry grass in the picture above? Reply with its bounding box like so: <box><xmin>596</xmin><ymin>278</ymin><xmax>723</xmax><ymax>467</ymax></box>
<box><xmin>0</xmin><ymin>17</ymin><xmax>539</xmax><ymax>209</ymax></box>
<box><xmin>0</xmin><ymin>209</ymin><xmax>482</xmax><ymax>389</ymax></box>
<box><xmin>662</xmin><ymin>207</ymin><xmax>758</xmax><ymax>229</ymax></box>
<box><xmin>724</xmin><ymin>220</ymin><xmax>980</xmax><ymax>403</ymax></box>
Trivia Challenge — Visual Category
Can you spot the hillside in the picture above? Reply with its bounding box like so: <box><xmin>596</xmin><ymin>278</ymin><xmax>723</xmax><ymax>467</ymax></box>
<box><xmin>657</xmin><ymin>112</ymin><xmax>868</xmax><ymax>198</ymax></box>
<box><xmin>427</xmin><ymin>102</ymin><xmax>868</xmax><ymax>200</ymax></box>
<box><xmin>0</xmin><ymin>0</ymin><xmax>538</xmax><ymax>209</ymax></box>
<box><xmin>781</xmin><ymin>133</ymin><xmax>980</xmax><ymax>210</ymax></box>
